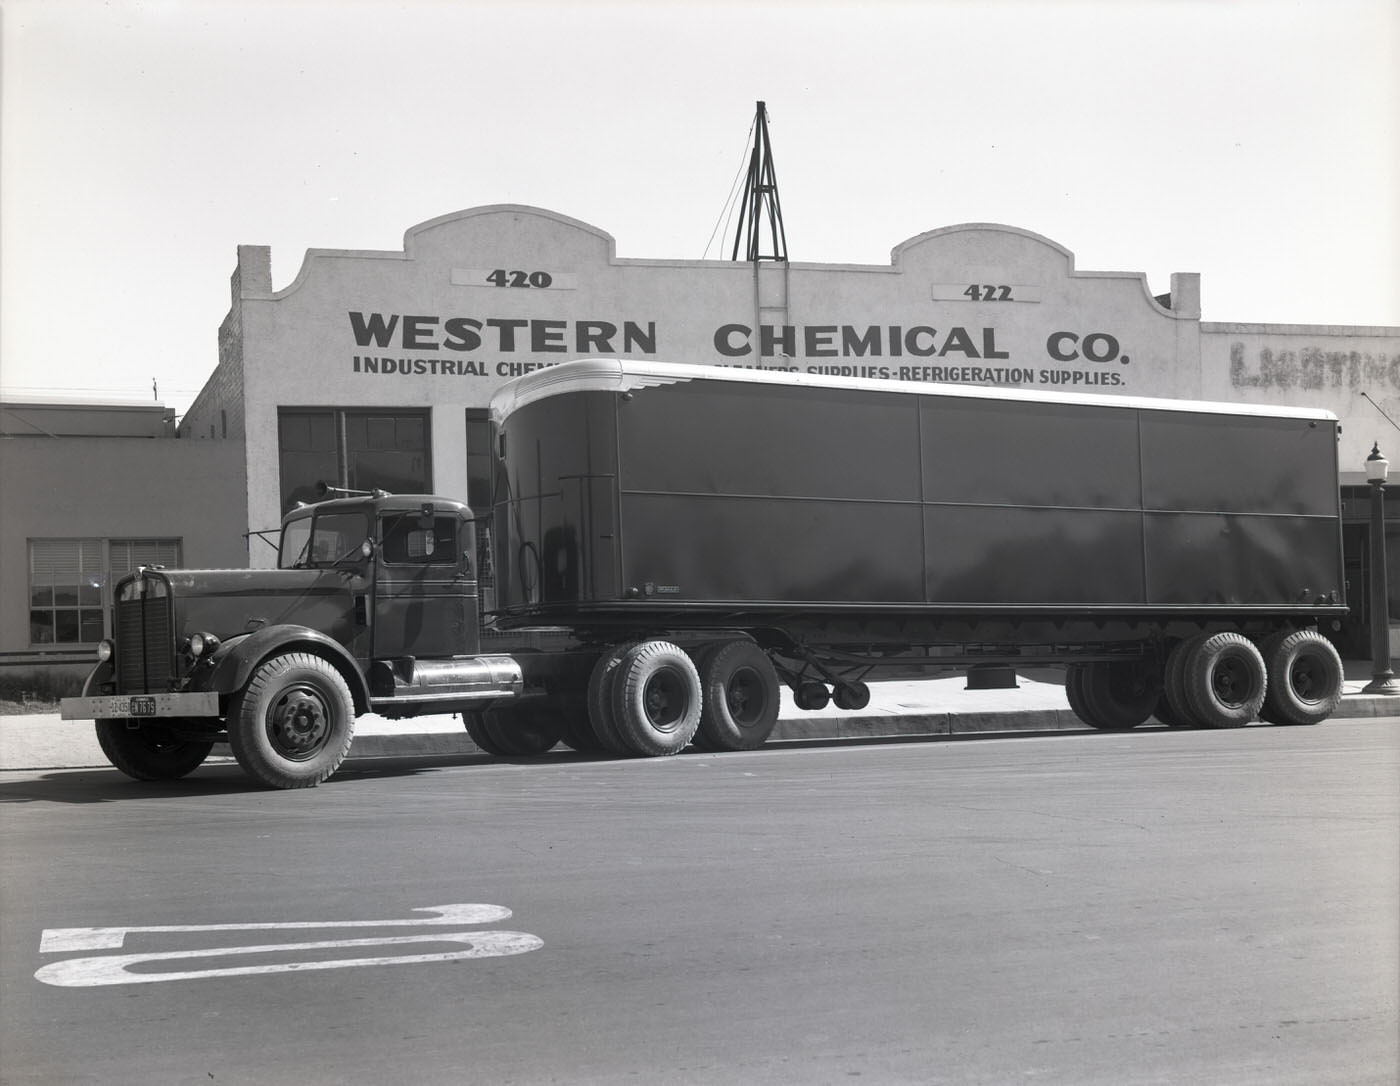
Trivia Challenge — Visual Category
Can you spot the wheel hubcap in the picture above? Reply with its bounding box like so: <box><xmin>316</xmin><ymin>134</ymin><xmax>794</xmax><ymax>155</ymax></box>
<box><xmin>726</xmin><ymin>668</ymin><xmax>763</xmax><ymax>724</ymax></box>
<box><xmin>643</xmin><ymin>669</ymin><xmax>687</xmax><ymax>732</ymax></box>
<box><xmin>1212</xmin><ymin>656</ymin><xmax>1257</xmax><ymax>708</ymax></box>
<box><xmin>267</xmin><ymin>685</ymin><xmax>330</xmax><ymax>759</ymax></box>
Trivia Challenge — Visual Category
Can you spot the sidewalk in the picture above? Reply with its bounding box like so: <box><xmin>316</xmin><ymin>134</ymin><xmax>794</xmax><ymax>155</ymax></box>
<box><xmin>2</xmin><ymin>667</ymin><xmax>1395</xmax><ymax>773</ymax></box>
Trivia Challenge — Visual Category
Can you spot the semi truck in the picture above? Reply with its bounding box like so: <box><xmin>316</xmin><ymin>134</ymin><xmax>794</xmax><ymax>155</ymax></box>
<box><xmin>61</xmin><ymin>359</ymin><xmax>1349</xmax><ymax>788</ymax></box>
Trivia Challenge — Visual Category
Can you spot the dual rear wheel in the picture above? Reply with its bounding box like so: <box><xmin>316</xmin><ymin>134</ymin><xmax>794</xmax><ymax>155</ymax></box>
<box><xmin>1068</xmin><ymin>629</ymin><xmax>1342</xmax><ymax>731</ymax></box>
<box><xmin>515</xmin><ymin>637</ymin><xmax>784</xmax><ymax>758</ymax></box>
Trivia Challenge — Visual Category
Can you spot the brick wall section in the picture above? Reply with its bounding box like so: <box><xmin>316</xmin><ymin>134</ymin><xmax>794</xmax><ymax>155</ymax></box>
<box><xmin>180</xmin><ymin>246</ymin><xmax>270</xmax><ymax>442</ymax></box>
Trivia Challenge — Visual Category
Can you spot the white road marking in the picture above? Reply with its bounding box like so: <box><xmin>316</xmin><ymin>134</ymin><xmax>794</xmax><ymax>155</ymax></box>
<box><xmin>35</xmin><ymin>930</ymin><xmax>543</xmax><ymax>987</ymax></box>
<box><xmin>39</xmin><ymin>903</ymin><xmax>511</xmax><ymax>952</ymax></box>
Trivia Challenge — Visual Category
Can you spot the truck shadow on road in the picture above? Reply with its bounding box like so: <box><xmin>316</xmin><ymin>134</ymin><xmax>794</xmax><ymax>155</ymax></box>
<box><xmin>0</xmin><ymin>728</ymin><xmax>1166</xmax><ymax>805</ymax></box>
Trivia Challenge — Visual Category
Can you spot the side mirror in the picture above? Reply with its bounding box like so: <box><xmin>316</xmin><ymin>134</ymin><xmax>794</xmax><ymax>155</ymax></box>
<box><xmin>360</xmin><ymin>538</ymin><xmax>375</xmax><ymax>561</ymax></box>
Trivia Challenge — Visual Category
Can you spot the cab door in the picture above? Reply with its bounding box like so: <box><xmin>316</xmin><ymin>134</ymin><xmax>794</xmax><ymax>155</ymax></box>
<box><xmin>372</xmin><ymin>507</ymin><xmax>479</xmax><ymax>659</ymax></box>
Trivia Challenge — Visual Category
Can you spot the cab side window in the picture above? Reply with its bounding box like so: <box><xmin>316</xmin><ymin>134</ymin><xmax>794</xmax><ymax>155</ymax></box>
<box><xmin>381</xmin><ymin>514</ymin><xmax>459</xmax><ymax>566</ymax></box>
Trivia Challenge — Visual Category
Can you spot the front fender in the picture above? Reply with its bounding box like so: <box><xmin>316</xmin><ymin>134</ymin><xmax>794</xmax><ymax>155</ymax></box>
<box><xmin>203</xmin><ymin>626</ymin><xmax>371</xmax><ymax>713</ymax></box>
<box><xmin>80</xmin><ymin>660</ymin><xmax>113</xmax><ymax>697</ymax></box>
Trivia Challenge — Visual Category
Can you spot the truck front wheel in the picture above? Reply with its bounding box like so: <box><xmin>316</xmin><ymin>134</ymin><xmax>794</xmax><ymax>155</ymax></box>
<box><xmin>227</xmin><ymin>653</ymin><xmax>355</xmax><ymax>788</ymax></box>
<box><xmin>94</xmin><ymin>720</ymin><xmax>214</xmax><ymax>781</ymax></box>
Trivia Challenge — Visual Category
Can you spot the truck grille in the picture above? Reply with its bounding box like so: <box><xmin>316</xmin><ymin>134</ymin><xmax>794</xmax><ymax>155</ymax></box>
<box><xmin>115</xmin><ymin>595</ymin><xmax>174</xmax><ymax>693</ymax></box>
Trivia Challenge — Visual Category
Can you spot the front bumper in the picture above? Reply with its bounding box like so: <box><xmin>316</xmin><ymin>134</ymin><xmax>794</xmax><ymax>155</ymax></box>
<box><xmin>60</xmin><ymin>691</ymin><xmax>220</xmax><ymax>721</ymax></box>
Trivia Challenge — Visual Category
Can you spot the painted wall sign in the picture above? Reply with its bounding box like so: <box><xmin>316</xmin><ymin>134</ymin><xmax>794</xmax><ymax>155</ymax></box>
<box><xmin>1229</xmin><ymin>342</ymin><xmax>1400</xmax><ymax>391</ymax></box>
<box><xmin>345</xmin><ymin>312</ymin><xmax>1137</xmax><ymax>390</ymax></box>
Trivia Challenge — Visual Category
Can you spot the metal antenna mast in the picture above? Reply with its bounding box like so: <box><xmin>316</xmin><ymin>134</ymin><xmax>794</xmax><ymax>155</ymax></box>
<box><xmin>730</xmin><ymin>101</ymin><xmax>788</xmax><ymax>262</ymax></box>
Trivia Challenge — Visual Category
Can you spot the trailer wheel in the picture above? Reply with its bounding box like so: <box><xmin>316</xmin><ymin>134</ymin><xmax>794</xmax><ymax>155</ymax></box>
<box><xmin>481</xmin><ymin>703</ymin><xmax>563</xmax><ymax>756</ymax></box>
<box><xmin>695</xmin><ymin>639</ymin><xmax>781</xmax><ymax>751</ymax></box>
<box><xmin>1161</xmin><ymin>636</ymin><xmax>1207</xmax><ymax>727</ymax></box>
<box><xmin>1182</xmin><ymin>632</ymin><xmax>1267</xmax><ymax>728</ymax></box>
<box><xmin>609</xmin><ymin>640</ymin><xmax>702</xmax><ymax>756</ymax></box>
<box><xmin>1260</xmin><ymin>629</ymin><xmax>1344</xmax><ymax>725</ymax></box>
<box><xmin>94</xmin><ymin>720</ymin><xmax>214</xmax><ymax>781</ymax></box>
<box><xmin>463</xmin><ymin>711</ymin><xmax>510</xmax><ymax>755</ymax></box>
<box><xmin>1080</xmin><ymin>660</ymin><xmax>1158</xmax><ymax>730</ymax></box>
<box><xmin>226</xmin><ymin>653</ymin><xmax>355</xmax><ymax>788</ymax></box>
<box><xmin>586</xmin><ymin>645</ymin><xmax>639</xmax><ymax>756</ymax></box>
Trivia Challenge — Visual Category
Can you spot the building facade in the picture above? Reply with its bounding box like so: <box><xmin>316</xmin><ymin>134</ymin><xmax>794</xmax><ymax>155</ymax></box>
<box><xmin>1</xmin><ymin>402</ymin><xmax>246</xmax><ymax>683</ymax></box>
<box><xmin>7</xmin><ymin>205</ymin><xmax>1398</xmax><ymax>677</ymax></box>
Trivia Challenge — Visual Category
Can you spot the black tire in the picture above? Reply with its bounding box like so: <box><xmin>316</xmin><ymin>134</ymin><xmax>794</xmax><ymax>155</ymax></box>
<box><xmin>1260</xmin><ymin>629</ymin><xmax>1344</xmax><ymax>725</ymax></box>
<box><xmin>1162</xmin><ymin>636</ymin><xmax>1206</xmax><ymax>727</ymax></box>
<box><xmin>481</xmin><ymin>703</ymin><xmax>563</xmax><ymax>756</ymax></box>
<box><xmin>794</xmin><ymin>681</ymin><xmax>830</xmax><ymax>711</ymax></box>
<box><xmin>1080</xmin><ymin>660</ymin><xmax>1159</xmax><ymax>730</ymax></box>
<box><xmin>226</xmin><ymin>653</ymin><xmax>355</xmax><ymax>788</ymax></box>
<box><xmin>94</xmin><ymin>720</ymin><xmax>214</xmax><ymax>781</ymax></box>
<box><xmin>1182</xmin><ymin>632</ymin><xmax>1267</xmax><ymax>729</ymax></box>
<box><xmin>586</xmin><ymin>645</ymin><xmax>638</xmax><ymax>755</ymax></box>
<box><xmin>695</xmin><ymin>640</ymin><xmax>781</xmax><ymax>751</ymax></box>
<box><xmin>832</xmin><ymin>681</ymin><xmax>871</xmax><ymax>711</ymax></box>
<box><xmin>609</xmin><ymin>640</ymin><xmax>702</xmax><ymax>756</ymax></box>
<box><xmin>1064</xmin><ymin>664</ymin><xmax>1103</xmax><ymax>728</ymax></box>
<box><xmin>554</xmin><ymin>691</ymin><xmax>605</xmax><ymax>753</ymax></box>
<box><xmin>463</xmin><ymin>710</ymin><xmax>510</xmax><ymax>755</ymax></box>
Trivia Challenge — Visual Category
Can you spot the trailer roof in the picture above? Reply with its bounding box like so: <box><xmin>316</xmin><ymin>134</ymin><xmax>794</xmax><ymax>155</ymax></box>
<box><xmin>490</xmin><ymin>358</ymin><xmax>1339</xmax><ymax>427</ymax></box>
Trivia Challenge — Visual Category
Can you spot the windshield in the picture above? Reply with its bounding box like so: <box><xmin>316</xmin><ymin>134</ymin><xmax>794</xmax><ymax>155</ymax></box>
<box><xmin>278</xmin><ymin>511</ymin><xmax>370</xmax><ymax>569</ymax></box>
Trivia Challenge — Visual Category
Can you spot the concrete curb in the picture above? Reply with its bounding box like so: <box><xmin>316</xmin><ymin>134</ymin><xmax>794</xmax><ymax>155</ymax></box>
<box><xmin>3</xmin><ymin>688</ymin><xmax>1393</xmax><ymax>773</ymax></box>
<box><xmin>341</xmin><ymin>708</ymin><xmax>1093</xmax><ymax>761</ymax></box>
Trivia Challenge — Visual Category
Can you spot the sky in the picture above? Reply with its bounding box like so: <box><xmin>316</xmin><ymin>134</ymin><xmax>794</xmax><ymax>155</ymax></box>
<box><xmin>2</xmin><ymin>0</ymin><xmax>1397</xmax><ymax>419</ymax></box>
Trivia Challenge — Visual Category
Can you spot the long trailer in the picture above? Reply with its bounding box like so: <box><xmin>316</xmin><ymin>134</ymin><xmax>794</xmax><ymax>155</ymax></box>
<box><xmin>488</xmin><ymin>360</ymin><xmax>1347</xmax><ymax>747</ymax></box>
<box><xmin>62</xmin><ymin>360</ymin><xmax>1349</xmax><ymax>787</ymax></box>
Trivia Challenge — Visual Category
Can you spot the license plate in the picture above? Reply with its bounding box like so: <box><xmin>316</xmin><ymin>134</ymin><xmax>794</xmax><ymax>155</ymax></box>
<box><xmin>126</xmin><ymin>696</ymin><xmax>157</xmax><ymax>717</ymax></box>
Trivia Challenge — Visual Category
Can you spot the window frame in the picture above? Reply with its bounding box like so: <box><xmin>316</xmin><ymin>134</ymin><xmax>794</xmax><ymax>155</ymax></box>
<box><xmin>27</xmin><ymin>537</ymin><xmax>183</xmax><ymax>647</ymax></box>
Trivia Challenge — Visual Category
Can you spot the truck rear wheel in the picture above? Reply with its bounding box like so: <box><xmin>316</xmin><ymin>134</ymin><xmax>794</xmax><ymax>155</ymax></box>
<box><xmin>695</xmin><ymin>639</ymin><xmax>781</xmax><ymax>751</ymax></box>
<box><xmin>609</xmin><ymin>640</ymin><xmax>702</xmax><ymax>756</ymax></box>
<box><xmin>586</xmin><ymin>645</ymin><xmax>639</xmax><ymax>755</ymax></box>
<box><xmin>1182</xmin><ymin>632</ymin><xmax>1267</xmax><ymax>728</ymax></box>
<box><xmin>463</xmin><ymin>711</ymin><xmax>510</xmax><ymax>755</ymax></box>
<box><xmin>481</xmin><ymin>703</ymin><xmax>563</xmax><ymax>756</ymax></box>
<box><xmin>227</xmin><ymin>653</ymin><xmax>355</xmax><ymax>788</ymax></box>
<box><xmin>1162</xmin><ymin>636</ymin><xmax>1207</xmax><ymax>727</ymax></box>
<box><xmin>553</xmin><ymin>692</ymin><xmax>605</xmax><ymax>752</ymax></box>
<box><xmin>1080</xmin><ymin>660</ymin><xmax>1158</xmax><ymax>730</ymax></box>
<box><xmin>94</xmin><ymin>720</ymin><xmax>214</xmax><ymax>781</ymax></box>
<box><xmin>1064</xmin><ymin>665</ymin><xmax>1103</xmax><ymax>728</ymax></box>
<box><xmin>1260</xmin><ymin>629</ymin><xmax>1343</xmax><ymax>725</ymax></box>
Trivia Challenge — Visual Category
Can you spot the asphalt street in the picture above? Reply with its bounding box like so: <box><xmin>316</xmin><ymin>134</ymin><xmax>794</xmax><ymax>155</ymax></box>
<box><xmin>2</xmin><ymin>721</ymin><xmax>1397</xmax><ymax>1085</ymax></box>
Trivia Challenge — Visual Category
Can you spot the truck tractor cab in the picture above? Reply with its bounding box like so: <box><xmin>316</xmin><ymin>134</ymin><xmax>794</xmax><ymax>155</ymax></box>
<box><xmin>278</xmin><ymin>494</ymin><xmax>481</xmax><ymax>661</ymax></box>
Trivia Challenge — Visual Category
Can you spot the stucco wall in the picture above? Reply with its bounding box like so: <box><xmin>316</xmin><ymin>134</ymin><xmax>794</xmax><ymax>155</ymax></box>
<box><xmin>229</xmin><ymin>206</ymin><xmax>1210</xmax><ymax>553</ymax></box>
<box><xmin>0</xmin><ymin>437</ymin><xmax>248</xmax><ymax>658</ymax></box>
<box><xmin>1201</xmin><ymin>323</ymin><xmax>1400</xmax><ymax>475</ymax></box>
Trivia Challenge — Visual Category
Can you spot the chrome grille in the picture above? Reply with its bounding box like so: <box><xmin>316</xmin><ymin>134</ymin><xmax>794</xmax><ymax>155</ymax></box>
<box><xmin>115</xmin><ymin>594</ymin><xmax>173</xmax><ymax>693</ymax></box>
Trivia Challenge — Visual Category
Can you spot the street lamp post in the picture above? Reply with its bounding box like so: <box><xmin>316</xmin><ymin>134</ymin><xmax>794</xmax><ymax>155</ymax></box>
<box><xmin>1363</xmin><ymin>443</ymin><xmax>1399</xmax><ymax>694</ymax></box>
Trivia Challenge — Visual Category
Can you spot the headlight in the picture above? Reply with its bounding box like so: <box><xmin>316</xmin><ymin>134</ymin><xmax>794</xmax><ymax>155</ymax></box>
<box><xmin>96</xmin><ymin>640</ymin><xmax>114</xmax><ymax>663</ymax></box>
<box><xmin>187</xmin><ymin>632</ymin><xmax>221</xmax><ymax>658</ymax></box>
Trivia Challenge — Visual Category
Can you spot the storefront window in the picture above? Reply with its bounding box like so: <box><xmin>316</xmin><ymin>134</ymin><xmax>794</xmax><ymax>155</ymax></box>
<box><xmin>278</xmin><ymin>408</ymin><xmax>431</xmax><ymax>513</ymax></box>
